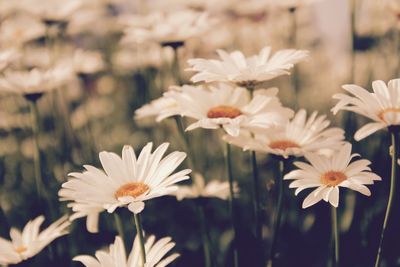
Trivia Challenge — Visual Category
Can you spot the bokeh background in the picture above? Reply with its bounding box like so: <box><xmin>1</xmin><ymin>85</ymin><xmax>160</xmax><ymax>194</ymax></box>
<box><xmin>0</xmin><ymin>0</ymin><xmax>399</xmax><ymax>266</ymax></box>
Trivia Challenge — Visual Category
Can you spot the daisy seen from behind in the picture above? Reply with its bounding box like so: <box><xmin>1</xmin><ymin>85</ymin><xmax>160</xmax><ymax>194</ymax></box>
<box><xmin>173</xmin><ymin>172</ymin><xmax>238</xmax><ymax>201</ymax></box>
<box><xmin>284</xmin><ymin>143</ymin><xmax>381</xmax><ymax>208</ymax></box>
<box><xmin>73</xmin><ymin>235</ymin><xmax>179</xmax><ymax>267</ymax></box>
<box><xmin>60</xmin><ymin>142</ymin><xmax>191</xmax><ymax>215</ymax></box>
<box><xmin>187</xmin><ymin>46</ymin><xmax>309</xmax><ymax>87</ymax></box>
<box><xmin>332</xmin><ymin>78</ymin><xmax>400</xmax><ymax>141</ymax></box>
<box><xmin>0</xmin><ymin>215</ymin><xmax>70</xmax><ymax>265</ymax></box>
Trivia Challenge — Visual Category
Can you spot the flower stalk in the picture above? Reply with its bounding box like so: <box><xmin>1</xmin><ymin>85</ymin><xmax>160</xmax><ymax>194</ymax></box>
<box><xmin>268</xmin><ymin>159</ymin><xmax>285</xmax><ymax>267</ymax></box>
<box><xmin>29</xmin><ymin>100</ymin><xmax>44</xmax><ymax>197</ymax></box>
<box><xmin>331</xmin><ymin>206</ymin><xmax>339</xmax><ymax>267</ymax></box>
<box><xmin>134</xmin><ymin>213</ymin><xmax>146</xmax><ymax>267</ymax></box>
<box><xmin>374</xmin><ymin>129</ymin><xmax>399</xmax><ymax>267</ymax></box>
<box><xmin>225</xmin><ymin>143</ymin><xmax>239</xmax><ymax>267</ymax></box>
<box><xmin>196</xmin><ymin>202</ymin><xmax>212</xmax><ymax>267</ymax></box>
<box><xmin>251</xmin><ymin>151</ymin><xmax>262</xmax><ymax>243</ymax></box>
<box><xmin>113</xmin><ymin>213</ymin><xmax>125</xmax><ymax>245</ymax></box>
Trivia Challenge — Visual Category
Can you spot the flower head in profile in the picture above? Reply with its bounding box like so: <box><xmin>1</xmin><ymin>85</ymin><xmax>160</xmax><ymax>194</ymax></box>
<box><xmin>224</xmin><ymin>109</ymin><xmax>345</xmax><ymax>158</ymax></box>
<box><xmin>135</xmin><ymin>93</ymin><xmax>180</xmax><ymax>123</ymax></box>
<box><xmin>74</xmin><ymin>235</ymin><xmax>179</xmax><ymax>267</ymax></box>
<box><xmin>121</xmin><ymin>10</ymin><xmax>214</xmax><ymax>46</ymax></box>
<box><xmin>58</xmin><ymin>190</ymin><xmax>103</xmax><ymax>233</ymax></box>
<box><xmin>332</xmin><ymin>79</ymin><xmax>400</xmax><ymax>141</ymax></box>
<box><xmin>0</xmin><ymin>15</ymin><xmax>46</xmax><ymax>47</ymax></box>
<box><xmin>60</xmin><ymin>143</ymin><xmax>191</xmax><ymax>215</ymax></box>
<box><xmin>187</xmin><ymin>46</ymin><xmax>309</xmax><ymax>87</ymax></box>
<box><xmin>173</xmin><ymin>172</ymin><xmax>238</xmax><ymax>201</ymax></box>
<box><xmin>0</xmin><ymin>64</ymin><xmax>74</xmax><ymax>100</ymax></box>
<box><xmin>0</xmin><ymin>215</ymin><xmax>70</xmax><ymax>265</ymax></box>
<box><xmin>22</xmin><ymin>0</ymin><xmax>83</xmax><ymax>24</ymax></box>
<box><xmin>0</xmin><ymin>49</ymin><xmax>18</xmax><ymax>71</ymax></box>
<box><xmin>166</xmin><ymin>83</ymin><xmax>293</xmax><ymax>136</ymax></box>
<box><xmin>73</xmin><ymin>49</ymin><xmax>104</xmax><ymax>75</ymax></box>
<box><xmin>284</xmin><ymin>143</ymin><xmax>381</xmax><ymax>208</ymax></box>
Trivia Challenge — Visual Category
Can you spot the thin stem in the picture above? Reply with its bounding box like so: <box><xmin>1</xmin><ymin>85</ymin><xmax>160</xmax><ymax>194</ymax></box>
<box><xmin>134</xmin><ymin>213</ymin><xmax>146</xmax><ymax>267</ymax></box>
<box><xmin>225</xmin><ymin>143</ymin><xmax>238</xmax><ymax>267</ymax></box>
<box><xmin>29</xmin><ymin>101</ymin><xmax>44</xmax><ymax>197</ymax></box>
<box><xmin>197</xmin><ymin>203</ymin><xmax>212</xmax><ymax>267</ymax></box>
<box><xmin>172</xmin><ymin>47</ymin><xmax>181</xmax><ymax>85</ymax></box>
<box><xmin>374</xmin><ymin>130</ymin><xmax>399</xmax><ymax>267</ymax></box>
<box><xmin>268</xmin><ymin>160</ymin><xmax>285</xmax><ymax>267</ymax></box>
<box><xmin>174</xmin><ymin>116</ymin><xmax>195</xmax><ymax>170</ymax></box>
<box><xmin>331</xmin><ymin>206</ymin><xmax>339</xmax><ymax>267</ymax></box>
<box><xmin>251</xmin><ymin>151</ymin><xmax>262</xmax><ymax>242</ymax></box>
<box><xmin>113</xmin><ymin>213</ymin><xmax>125</xmax><ymax>244</ymax></box>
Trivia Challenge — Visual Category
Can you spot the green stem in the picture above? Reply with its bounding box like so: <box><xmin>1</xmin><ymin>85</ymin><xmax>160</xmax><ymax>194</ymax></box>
<box><xmin>331</xmin><ymin>206</ymin><xmax>339</xmax><ymax>267</ymax></box>
<box><xmin>114</xmin><ymin>213</ymin><xmax>125</xmax><ymax>244</ymax></box>
<box><xmin>268</xmin><ymin>160</ymin><xmax>285</xmax><ymax>267</ymax></box>
<box><xmin>374</xmin><ymin>130</ymin><xmax>399</xmax><ymax>267</ymax></box>
<box><xmin>134</xmin><ymin>213</ymin><xmax>146</xmax><ymax>267</ymax></box>
<box><xmin>174</xmin><ymin>116</ymin><xmax>195</xmax><ymax>170</ymax></box>
<box><xmin>172</xmin><ymin>47</ymin><xmax>181</xmax><ymax>85</ymax></box>
<box><xmin>225</xmin><ymin>143</ymin><xmax>238</xmax><ymax>267</ymax></box>
<box><xmin>29</xmin><ymin>101</ymin><xmax>44</xmax><ymax>197</ymax></box>
<box><xmin>197</xmin><ymin>203</ymin><xmax>212</xmax><ymax>267</ymax></box>
<box><xmin>251</xmin><ymin>151</ymin><xmax>262</xmax><ymax>242</ymax></box>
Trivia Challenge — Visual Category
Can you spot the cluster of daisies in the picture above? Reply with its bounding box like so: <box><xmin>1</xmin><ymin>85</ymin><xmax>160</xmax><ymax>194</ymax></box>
<box><xmin>1</xmin><ymin>44</ymin><xmax>400</xmax><ymax>266</ymax></box>
<box><xmin>0</xmin><ymin>0</ymin><xmax>399</xmax><ymax>266</ymax></box>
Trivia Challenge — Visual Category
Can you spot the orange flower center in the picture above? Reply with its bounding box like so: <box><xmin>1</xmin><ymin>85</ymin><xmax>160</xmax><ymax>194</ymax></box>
<box><xmin>321</xmin><ymin>171</ymin><xmax>347</xmax><ymax>186</ymax></box>
<box><xmin>378</xmin><ymin>108</ymin><xmax>400</xmax><ymax>121</ymax></box>
<box><xmin>114</xmin><ymin>182</ymin><xmax>149</xmax><ymax>199</ymax></box>
<box><xmin>207</xmin><ymin>105</ymin><xmax>242</xmax><ymax>119</ymax></box>
<box><xmin>15</xmin><ymin>246</ymin><xmax>27</xmax><ymax>254</ymax></box>
<box><xmin>269</xmin><ymin>140</ymin><xmax>300</xmax><ymax>150</ymax></box>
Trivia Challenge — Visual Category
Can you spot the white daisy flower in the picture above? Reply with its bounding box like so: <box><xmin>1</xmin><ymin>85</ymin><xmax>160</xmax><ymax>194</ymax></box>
<box><xmin>121</xmin><ymin>10</ymin><xmax>214</xmax><ymax>46</ymax></box>
<box><xmin>172</xmin><ymin>172</ymin><xmax>238</xmax><ymax>201</ymax></box>
<box><xmin>0</xmin><ymin>64</ymin><xmax>74</xmax><ymax>100</ymax></box>
<box><xmin>332</xmin><ymin>79</ymin><xmax>400</xmax><ymax>141</ymax></box>
<box><xmin>187</xmin><ymin>46</ymin><xmax>309</xmax><ymax>87</ymax></box>
<box><xmin>284</xmin><ymin>143</ymin><xmax>381</xmax><ymax>208</ymax></box>
<box><xmin>135</xmin><ymin>94</ymin><xmax>180</xmax><ymax>123</ymax></box>
<box><xmin>0</xmin><ymin>215</ymin><xmax>70</xmax><ymax>265</ymax></box>
<box><xmin>224</xmin><ymin>109</ymin><xmax>345</xmax><ymax>158</ymax></box>
<box><xmin>167</xmin><ymin>83</ymin><xmax>294</xmax><ymax>136</ymax></box>
<box><xmin>266</xmin><ymin>0</ymin><xmax>324</xmax><ymax>9</ymax></box>
<box><xmin>73</xmin><ymin>49</ymin><xmax>104</xmax><ymax>75</ymax></box>
<box><xmin>58</xmin><ymin>187</ymin><xmax>103</xmax><ymax>233</ymax></box>
<box><xmin>74</xmin><ymin>235</ymin><xmax>179</xmax><ymax>267</ymax></box>
<box><xmin>22</xmin><ymin>0</ymin><xmax>83</xmax><ymax>24</ymax></box>
<box><xmin>0</xmin><ymin>49</ymin><xmax>18</xmax><ymax>72</ymax></box>
<box><xmin>60</xmin><ymin>143</ymin><xmax>191</xmax><ymax>214</ymax></box>
<box><xmin>0</xmin><ymin>15</ymin><xmax>46</xmax><ymax>47</ymax></box>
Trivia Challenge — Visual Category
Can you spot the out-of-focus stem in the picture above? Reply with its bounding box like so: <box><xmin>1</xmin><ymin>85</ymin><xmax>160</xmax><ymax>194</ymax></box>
<box><xmin>331</xmin><ymin>206</ymin><xmax>339</xmax><ymax>267</ymax></box>
<box><xmin>374</xmin><ymin>129</ymin><xmax>399</xmax><ymax>267</ymax></box>
<box><xmin>114</xmin><ymin>213</ymin><xmax>125</xmax><ymax>245</ymax></box>
<box><xmin>251</xmin><ymin>151</ymin><xmax>262</xmax><ymax>243</ymax></box>
<box><xmin>174</xmin><ymin>116</ymin><xmax>195</xmax><ymax>170</ymax></box>
<box><xmin>268</xmin><ymin>160</ymin><xmax>285</xmax><ymax>267</ymax></box>
<box><xmin>225</xmin><ymin>143</ymin><xmax>239</xmax><ymax>267</ymax></box>
<box><xmin>29</xmin><ymin>100</ymin><xmax>44</xmax><ymax>197</ymax></box>
<box><xmin>197</xmin><ymin>203</ymin><xmax>212</xmax><ymax>267</ymax></box>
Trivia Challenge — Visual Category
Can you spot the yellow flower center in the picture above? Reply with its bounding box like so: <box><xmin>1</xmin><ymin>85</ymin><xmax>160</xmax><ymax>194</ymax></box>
<box><xmin>15</xmin><ymin>246</ymin><xmax>27</xmax><ymax>254</ymax></box>
<box><xmin>378</xmin><ymin>108</ymin><xmax>400</xmax><ymax>121</ymax></box>
<box><xmin>321</xmin><ymin>171</ymin><xmax>347</xmax><ymax>186</ymax></box>
<box><xmin>269</xmin><ymin>140</ymin><xmax>300</xmax><ymax>150</ymax></box>
<box><xmin>207</xmin><ymin>105</ymin><xmax>242</xmax><ymax>119</ymax></box>
<box><xmin>114</xmin><ymin>182</ymin><xmax>149</xmax><ymax>199</ymax></box>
